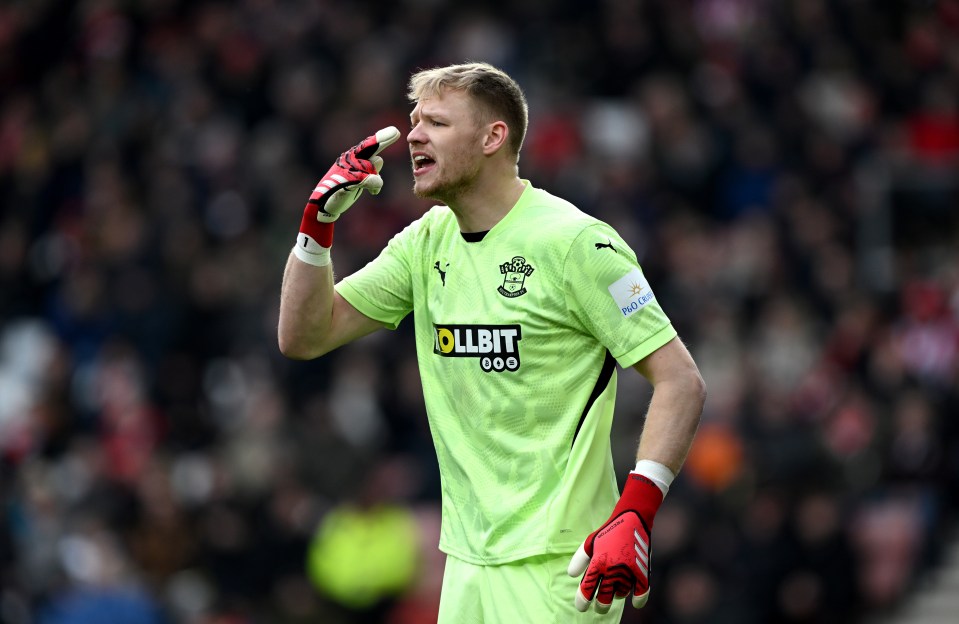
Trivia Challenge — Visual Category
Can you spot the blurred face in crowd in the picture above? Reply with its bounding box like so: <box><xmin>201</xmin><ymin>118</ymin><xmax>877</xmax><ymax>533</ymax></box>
<box><xmin>408</xmin><ymin>88</ymin><xmax>488</xmax><ymax>205</ymax></box>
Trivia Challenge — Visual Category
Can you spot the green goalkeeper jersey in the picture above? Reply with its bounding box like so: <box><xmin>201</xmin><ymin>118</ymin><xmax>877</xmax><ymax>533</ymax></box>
<box><xmin>336</xmin><ymin>182</ymin><xmax>676</xmax><ymax>565</ymax></box>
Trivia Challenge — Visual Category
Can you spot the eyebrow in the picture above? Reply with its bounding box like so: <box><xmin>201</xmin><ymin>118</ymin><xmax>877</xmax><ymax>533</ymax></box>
<box><xmin>410</xmin><ymin>108</ymin><xmax>448</xmax><ymax>123</ymax></box>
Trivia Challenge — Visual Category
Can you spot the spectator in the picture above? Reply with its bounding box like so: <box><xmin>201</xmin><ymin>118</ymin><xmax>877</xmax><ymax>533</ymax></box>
<box><xmin>1</xmin><ymin>1</ymin><xmax>957</xmax><ymax>622</ymax></box>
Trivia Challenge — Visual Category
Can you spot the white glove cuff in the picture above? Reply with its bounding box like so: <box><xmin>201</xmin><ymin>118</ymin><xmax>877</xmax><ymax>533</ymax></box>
<box><xmin>292</xmin><ymin>244</ymin><xmax>331</xmax><ymax>267</ymax></box>
<box><xmin>633</xmin><ymin>460</ymin><xmax>674</xmax><ymax>497</ymax></box>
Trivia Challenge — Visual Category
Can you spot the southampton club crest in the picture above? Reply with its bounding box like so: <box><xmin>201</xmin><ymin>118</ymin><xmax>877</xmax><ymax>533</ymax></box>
<box><xmin>498</xmin><ymin>256</ymin><xmax>534</xmax><ymax>298</ymax></box>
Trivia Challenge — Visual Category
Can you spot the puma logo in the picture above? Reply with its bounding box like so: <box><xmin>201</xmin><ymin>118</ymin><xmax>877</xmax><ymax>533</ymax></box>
<box><xmin>434</xmin><ymin>261</ymin><xmax>449</xmax><ymax>286</ymax></box>
<box><xmin>595</xmin><ymin>240</ymin><xmax>617</xmax><ymax>253</ymax></box>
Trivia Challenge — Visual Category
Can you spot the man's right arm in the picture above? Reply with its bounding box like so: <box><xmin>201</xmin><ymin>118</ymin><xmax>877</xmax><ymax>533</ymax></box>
<box><xmin>277</xmin><ymin>255</ymin><xmax>384</xmax><ymax>360</ymax></box>
<box><xmin>276</xmin><ymin>126</ymin><xmax>401</xmax><ymax>360</ymax></box>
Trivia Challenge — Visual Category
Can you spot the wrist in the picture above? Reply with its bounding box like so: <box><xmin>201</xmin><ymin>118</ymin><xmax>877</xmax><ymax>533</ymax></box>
<box><xmin>292</xmin><ymin>242</ymin><xmax>331</xmax><ymax>267</ymax></box>
<box><xmin>295</xmin><ymin>201</ymin><xmax>335</xmax><ymax>266</ymax></box>
<box><xmin>619</xmin><ymin>473</ymin><xmax>665</xmax><ymax>531</ymax></box>
<box><xmin>633</xmin><ymin>460</ymin><xmax>674</xmax><ymax>497</ymax></box>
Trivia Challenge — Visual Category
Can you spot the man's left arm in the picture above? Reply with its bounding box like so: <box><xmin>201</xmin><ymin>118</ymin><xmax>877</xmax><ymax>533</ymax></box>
<box><xmin>632</xmin><ymin>336</ymin><xmax>705</xmax><ymax>473</ymax></box>
<box><xmin>569</xmin><ymin>336</ymin><xmax>705</xmax><ymax>613</ymax></box>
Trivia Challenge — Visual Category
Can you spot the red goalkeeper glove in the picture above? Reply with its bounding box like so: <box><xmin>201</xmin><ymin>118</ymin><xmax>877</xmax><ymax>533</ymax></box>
<box><xmin>294</xmin><ymin>126</ymin><xmax>400</xmax><ymax>266</ymax></box>
<box><xmin>567</xmin><ymin>472</ymin><xmax>664</xmax><ymax>614</ymax></box>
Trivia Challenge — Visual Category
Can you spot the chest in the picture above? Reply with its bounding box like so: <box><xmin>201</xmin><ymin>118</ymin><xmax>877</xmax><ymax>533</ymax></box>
<box><xmin>418</xmin><ymin>238</ymin><xmax>555</xmax><ymax>323</ymax></box>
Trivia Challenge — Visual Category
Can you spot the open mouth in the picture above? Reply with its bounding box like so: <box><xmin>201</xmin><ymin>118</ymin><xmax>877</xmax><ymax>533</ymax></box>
<box><xmin>412</xmin><ymin>154</ymin><xmax>436</xmax><ymax>175</ymax></box>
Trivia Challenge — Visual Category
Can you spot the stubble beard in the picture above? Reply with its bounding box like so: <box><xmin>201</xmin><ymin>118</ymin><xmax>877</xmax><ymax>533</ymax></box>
<box><xmin>413</xmin><ymin>127</ymin><xmax>485</xmax><ymax>206</ymax></box>
<box><xmin>412</xmin><ymin>159</ymin><xmax>481</xmax><ymax>207</ymax></box>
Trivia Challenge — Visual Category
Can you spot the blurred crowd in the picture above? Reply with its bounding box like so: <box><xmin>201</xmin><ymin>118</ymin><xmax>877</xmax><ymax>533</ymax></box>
<box><xmin>1</xmin><ymin>0</ymin><xmax>958</xmax><ymax>623</ymax></box>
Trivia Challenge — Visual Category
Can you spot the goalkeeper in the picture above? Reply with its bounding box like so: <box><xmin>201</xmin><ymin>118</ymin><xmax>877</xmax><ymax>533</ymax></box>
<box><xmin>278</xmin><ymin>62</ymin><xmax>706</xmax><ymax>622</ymax></box>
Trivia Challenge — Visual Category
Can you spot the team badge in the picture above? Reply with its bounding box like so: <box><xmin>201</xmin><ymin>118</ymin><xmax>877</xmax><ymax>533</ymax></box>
<box><xmin>498</xmin><ymin>256</ymin><xmax>534</xmax><ymax>298</ymax></box>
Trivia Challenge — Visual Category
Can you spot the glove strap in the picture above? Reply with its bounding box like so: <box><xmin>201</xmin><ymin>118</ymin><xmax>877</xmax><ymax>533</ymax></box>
<box><xmin>294</xmin><ymin>198</ymin><xmax>335</xmax><ymax>267</ymax></box>
<box><xmin>292</xmin><ymin>242</ymin><xmax>331</xmax><ymax>267</ymax></box>
<box><xmin>634</xmin><ymin>460</ymin><xmax>674</xmax><ymax>496</ymax></box>
<box><xmin>618</xmin><ymin>473</ymin><xmax>665</xmax><ymax>533</ymax></box>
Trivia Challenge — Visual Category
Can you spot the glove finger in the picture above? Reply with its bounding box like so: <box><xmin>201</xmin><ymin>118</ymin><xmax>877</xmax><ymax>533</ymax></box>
<box><xmin>370</xmin><ymin>155</ymin><xmax>384</xmax><ymax>173</ymax></box>
<box><xmin>595</xmin><ymin>579</ymin><xmax>616</xmax><ymax>613</ymax></box>
<box><xmin>595</xmin><ymin>599</ymin><xmax>613</xmax><ymax>615</ymax></box>
<box><xmin>632</xmin><ymin>587</ymin><xmax>650</xmax><ymax>609</ymax></box>
<box><xmin>567</xmin><ymin>543</ymin><xmax>590</xmax><ymax>577</ymax></box>
<box><xmin>354</xmin><ymin>126</ymin><xmax>401</xmax><ymax>160</ymax></box>
<box><xmin>357</xmin><ymin>173</ymin><xmax>384</xmax><ymax>195</ymax></box>
<box><xmin>342</xmin><ymin>150</ymin><xmax>378</xmax><ymax>175</ymax></box>
<box><xmin>373</xmin><ymin>126</ymin><xmax>401</xmax><ymax>154</ymax></box>
<box><xmin>573</xmin><ymin>587</ymin><xmax>591</xmax><ymax>613</ymax></box>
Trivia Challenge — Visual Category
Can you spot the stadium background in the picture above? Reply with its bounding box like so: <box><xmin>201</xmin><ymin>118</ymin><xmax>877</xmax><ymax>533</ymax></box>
<box><xmin>1</xmin><ymin>0</ymin><xmax>958</xmax><ymax>622</ymax></box>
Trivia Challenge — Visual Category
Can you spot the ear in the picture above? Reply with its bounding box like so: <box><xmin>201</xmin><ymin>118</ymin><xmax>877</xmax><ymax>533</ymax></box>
<box><xmin>482</xmin><ymin>121</ymin><xmax>510</xmax><ymax>156</ymax></box>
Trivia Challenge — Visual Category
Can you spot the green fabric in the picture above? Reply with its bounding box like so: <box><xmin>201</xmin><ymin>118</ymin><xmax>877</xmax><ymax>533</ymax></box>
<box><xmin>438</xmin><ymin>553</ymin><xmax>626</xmax><ymax>624</ymax></box>
<box><xmin>337</xmin><ymin>181</ymin><xmax>676</xmax><ymax>564</ymax></box>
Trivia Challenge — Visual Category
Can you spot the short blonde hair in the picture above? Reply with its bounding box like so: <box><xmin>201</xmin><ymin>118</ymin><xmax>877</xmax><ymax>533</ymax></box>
<box><xmin>408</xmin><ymin>62</ymin><xmax>529</xmax><ymax>158</ymax></box>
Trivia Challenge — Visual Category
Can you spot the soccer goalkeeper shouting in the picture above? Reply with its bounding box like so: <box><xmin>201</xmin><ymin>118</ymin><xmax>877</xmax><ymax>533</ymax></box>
<box><xmin>278</xmin><ymin>62</ymin><xmax>706</xmax><ymax>623</ymax></box>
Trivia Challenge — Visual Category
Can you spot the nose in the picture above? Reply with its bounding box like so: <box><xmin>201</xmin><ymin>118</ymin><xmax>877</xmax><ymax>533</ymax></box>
<box><xmin>407</xmin><ymin>122</ymin><xmax>426</xmax><ymax>145</ymax></box>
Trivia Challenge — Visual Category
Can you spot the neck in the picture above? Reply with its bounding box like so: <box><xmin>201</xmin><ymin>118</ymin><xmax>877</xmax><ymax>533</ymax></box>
<box><xmin>448</xmin><ymin>175</ymin><xmax>527</xmax><ymax>233</ymax></box>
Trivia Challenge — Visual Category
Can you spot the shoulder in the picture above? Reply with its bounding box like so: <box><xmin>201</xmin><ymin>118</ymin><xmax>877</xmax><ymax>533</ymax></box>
<box><xmin>518</xmin><ymin>186</ymin><xmax>630</xmax><ymax>263</ymax></box>
<box><xmin>391</xmin><ymin>204</ymin><xmax>457</xmax><ymax>244</ymax></box>
<box><xmin>515</xmin><ymin>186</ymin><xmax>640</xmax><ymax>270</ymax></box>
<box><xmin>408</xmin><ymin>204</ymin><xmax>455</xmax><ymax>229</ymax></box>
<box><xmin>519</xmin><ymin>185</ymin><xmax>605</xmax><ymax>241</ymax></box>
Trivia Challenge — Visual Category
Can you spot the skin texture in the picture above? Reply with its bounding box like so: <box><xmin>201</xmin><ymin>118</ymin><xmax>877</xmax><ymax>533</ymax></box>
<box><xmin>632</xmin><ymin>338</ymin><xmax>705</xmax><ymax>473</ymax></box>
<box><xmin>408</xmin><ymin>89</ymin><xmax>527</xmax><ymax>232</ymax></box>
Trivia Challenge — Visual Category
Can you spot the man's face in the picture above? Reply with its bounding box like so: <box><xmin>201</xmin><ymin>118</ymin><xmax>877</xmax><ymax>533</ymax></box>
<box><xmin>407</xmin><ymin>89</ymin><xmax>486</xmax><ymax>203</ymax></box>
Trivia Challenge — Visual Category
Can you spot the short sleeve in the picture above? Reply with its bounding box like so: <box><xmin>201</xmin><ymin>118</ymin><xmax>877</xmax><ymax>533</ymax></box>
<box><xmin>563</xmin><ymin>223</ymin><xmax>676</xmax><ymax>368</ymax></box>
<box><xmin>335</xmin><ymin>221</ymin><xmax>418</xmax><ymax>330</ymax></box>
